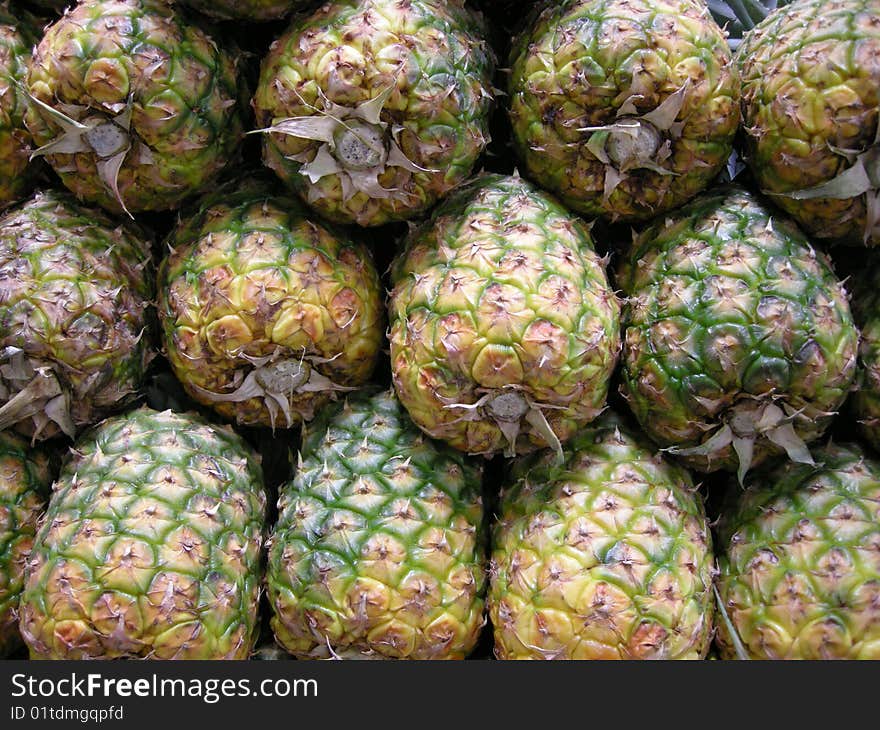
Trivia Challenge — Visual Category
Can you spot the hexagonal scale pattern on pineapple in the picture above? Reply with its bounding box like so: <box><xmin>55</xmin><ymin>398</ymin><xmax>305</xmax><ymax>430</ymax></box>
<box><xmin>18</xmin><ymin>408</ymin><xmax>266</xmax><ymax>660</ymax></box>
<box><xmin>617</xmin><ymin>186</ymin><xmax>858</xmax><ymax>481</ymax></box>
<box><xmin>389</xmin><ymin>173</ymin><xmax>621</xmax><ymax>458</ymax></box>
<box><xmin>267</xmin><ymin>388</ymin><xmax>485</xmax><ymax>659</ymax></box>
<box><xmin>489</xmin><ymin>413</ymin><xmax>714</xmax><ymax>660</ymax></box>
<box><xmin>509</xmin><ymin>0</ymin><xmax>740</xmax><ymax>222</ymax></box>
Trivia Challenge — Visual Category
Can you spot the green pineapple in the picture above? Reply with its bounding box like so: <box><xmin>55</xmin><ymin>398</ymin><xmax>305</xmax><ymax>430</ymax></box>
<box><xmin>252</xmin><ymin>0</ymin><xmax>496</xmax><ymax>227</ymax></box>
<box><xmin>489</xmin><ymin>413</ymin><xmax>715</xmax><ymax>660</ymax></box>
<box><xmin>0</xmin><ymin>2</ymin><xmax>39</xmax><ymax>209</ymax></box>
<box><xmin>158</xmin><ymin>177</ymin><xmax>384</xmax><ymax>429</ymax></box>
<box><xmin>25</xmin><ymin>0</ymin><xmax>246</xmax><ymax>216</ymax></box>
<box><xmin>389</xmin><ymin>174</ymin><xmax>620</xmax><ymax>459</ymax></box>
<box><xmin>617</xmin><ymin>186</ymin><xmax>858</xmax><ymax>482</ymax></box>
<box><xmin>508</xmin><ymin>0</ymin><xmax>740</xmax><ymax>222</ymax></box>
<box><xmin>0</xmin><ymin>190</ymin><xmax>154</xmax><ymax>441</ymax></box>
<box><xmin>19</xmin><ymin>407</ymin><xmax>267</xmax><ymax>659</ymax></box>
<box><xmin>716</xmin><ymin>442</ymin><xmax>880</xmax><ymax>659</ymax></box>
<box><xmin>734</xmin><ymin>0</ymin><xmax>880</xmax><ymax>245</ymax></box>
<box><xmin>267</xmin><ymin>388</ymin><xmax>485</xmax><ymax>659</ymax></box>
<box><xmin>0</xmin><ymin>432</ymin><xmax>51</xmax><ymax>657</ymax></box>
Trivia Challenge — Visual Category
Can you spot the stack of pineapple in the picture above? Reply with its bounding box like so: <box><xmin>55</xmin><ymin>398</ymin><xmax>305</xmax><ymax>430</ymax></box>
<box><xmin>0</xmin><ymin>0</ymin><xmax>878</xmax><ymax>661</ymax></box>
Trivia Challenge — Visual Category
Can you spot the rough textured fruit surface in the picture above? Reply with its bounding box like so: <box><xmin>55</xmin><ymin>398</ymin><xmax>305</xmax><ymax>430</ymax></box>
<box><xmin>716</xmin><ymin>442</ymin><xmax>880</xmax><ymax>659</ymax></box>
<box><xmin>848</xmin><ymin>253</ymin><xmax>880</xmax><ymax>450</ymax></box>
<box><xmin>25</xmin><ymin>0</ymin><xmax>245</xmax><ymax>215</ymax></box>
<box><xmin>177</xmin><ymin>0</ymin><xmax>306</xmax><ymax>21</ymax></box>
<box><xmin>267</xmin><ymin>388</ymin><xmax>485</xmax><ymax>659</ymax></box>
<box><xmin>0</xmin><ymin>3</ymin><xmax>38</xmax><ymax>209</ymax></box>
<box><xmin>0</xmin><ymin>432</ymin><xmax>50</xmax><ymax>657</ymax></box>
<box><xmin>0</xmin><ymin>191</ymin><xmax>154</xmax><ymax>441</ymax></box>
<box><xmin>509</xmin><ymin>0</ymin><xmax>740</xmax><ymax>222</ymax></box>
<box><xmin>617</xmin><ymin>186</ymin><xmax>858</xmax><ymax>481</ymax></box>
<box><xmin>252</xmin><ymin>0</ymin><xmax>495</xmax><ymax>227</ymax></box>
<box><xmin>158</xmin><ymin>178</ymin><xmax>384</xmax><ymax>429</ymax></box>
<box><xmin>490</xmin><ymin>413</ymin><xmax>714</xmax><ymax>660</ymax></box>
<box><xmin>19</xmin><ymin>408</ymin><xmax>266</xmax><ymax>660</ymax></box>
<box><xmin>737</xmin><ymin>0</ymin><xmax>880</xmax><ymax>245</ymax></box>
<box><xmin>389</xmin><ymin>174</ymin><xmax>620</xmax><ymax>458</ymax></box>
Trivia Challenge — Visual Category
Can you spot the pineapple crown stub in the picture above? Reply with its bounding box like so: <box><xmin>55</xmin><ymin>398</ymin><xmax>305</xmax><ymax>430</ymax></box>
<box><xmin>443</xmin><ymin>388</ymin><xmax>567</xmax><ymax>462</ymax></box>
<box><xmin>668</xmin><ymin>398</ymin><xmax>815</xmax><ymax>485</ymax></box>
<box><xmin>189</xmin><ymin>350</ymin><xmax>355</xmax><ymax>430</ymax></box>
<box><xmin>581</xmin><ymin>82</ymin><xmax>689</xmax><ymax>201</ymax></box>
<box><xmin>252</xmin><ymin>86</ymin><xmax>433</xmax><ymax>204</ymax></box>
<box><xmin>26</xmin><ymin>93</ymin><xmax>136</xmax><ymax>216</ymax></box>
<box><xmin>332</xmin><ymin>120</ymin><xmax>388</xmax><ymax>171</ymax></box>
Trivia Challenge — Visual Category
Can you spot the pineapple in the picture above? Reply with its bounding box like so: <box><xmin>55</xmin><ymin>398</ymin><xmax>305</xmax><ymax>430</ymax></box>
<box><xmin>388</xmin><ymin>174</ymin><xmax>620</xmax><ymax>459</ymax></box>
<box><xmin>735</xmin><ymin>0</ymin><xmax>880</xmax><ymax>245</ymax></box>
<box><xmin>0</xmin><ymin>190</ymin><xmax>154</xmax><ymax>441</ymax></box>
<box><xmin>489</xmin><ymin>413</ymin><xmax>715</xmax><ymax>660</ymax></box>
<box><xmin>176</xmin><ymin>0</ymin><xmax>307</xmax><ymax>21</ymax></box>
<box><xmin>19</xmin><ymin>407</ymin><xmax>267</xmax><ymax>660</ymax></box>
<box><xmin>158</xmin><ymin>177</ymin><xmax>384</xmax><ymax>429</ymax></box>
<box><xmin>0</xmin><ymin>432</ymin><xmax>51</xmax><ymax>657</ymax></box>
<box><xmin>267</xmin><ymin>388</ymin><xmax>485</xmax><ymax>659</ymax></box>
<box><xmin>716</xmin><ymin>442</ymin><xmax>880</xmax><ymax>659</ymax></box>
<box><xmin>508</xmin><ymin>0</ymin><xmax>740</xmax><ymax>222</ymax></box>
<box><xmin>0</xmin><ymin>2</ymin><xmax>38</xmax><ymax>209</ymax></box>
<box><xmin>252</xmin><ymin>0</ymin><xmax>496</xmax><ymax>227</ymax></box>
<box><xmin>25</xmin><ymin>0</ymin><xmax>246</xmax><ymax>216</ymax></box>
<box><xmin>617</xmin><ymin>186</ymin><xmax>858</xmax><ymax>482</ymax></box>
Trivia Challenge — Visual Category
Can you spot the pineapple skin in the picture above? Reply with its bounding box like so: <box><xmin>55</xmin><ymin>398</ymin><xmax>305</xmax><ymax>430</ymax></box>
<box><xmin>389</xmin><ymin>173</ymin><xmax>621</xmax><ymax>458</ymax></box>
<box><xmin>252</xmin><ymin>0</ymin><xmax>496</xmax><ymax>227</ymax></box>
<box><xmin>617</xmin><ymin>186</ymin><xmax>858</xmax><ymax>478</ymax></box>
<box><xmin>25</xmin><ymin>0</ymin><xmax>246</xmax><ymax>214</ymax></box>
<box><xmin>0</xmin><ymin>3</ymin><xmax>38</xmax><ymax>209</ymax></box>
<box><xmin>716</xmin><ymin>442</ymin><xmax>880</xmax><ymax>659</ymax></box>
<box><xmin>158</xmin><ymin>177</ymin><xmax>384</xmax><ymax>429</ymax></box>
<box><xmin>509</xmin><ymin>0</ymin><xmax>740</xmax><ymax>222</ymax></box>
<box><xmin>19</xmin><ymin>407</ymin><xmax>267</xmax><ymax>660</ymax></box>
<box><xmin>737</xmin><ymin>0</ymin><xmax>880</xmax><ymax>246</ymax></box>
<box><xmin>0</xmin><ymin>190</ymin><xmax>154</xmax><ymax>441</ymax></box>
<box><xmin>0</xmin><ymin>432</ymin><xmax>51</xmax><ymax>657</ymax></box>
<box><xmin>489</xmin><ymin>412</ymin><xmax>715</xmax><ymax>660</ymax></box>
<box><xmin>267</xmin><ymin>388</ymin><xmax>486</xmax><ymax>659</ymax></box>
